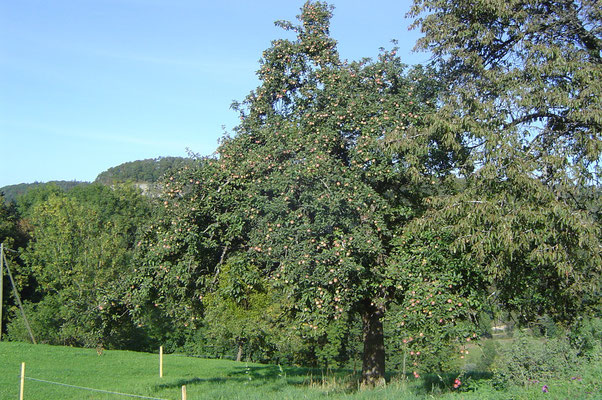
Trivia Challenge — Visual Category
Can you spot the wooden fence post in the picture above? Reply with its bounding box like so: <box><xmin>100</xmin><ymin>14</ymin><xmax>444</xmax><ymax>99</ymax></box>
<box><xmin>181</xmin><ymin>385</ymin><xmax>187</xmax><ymax>400</ymax></box>
<box><xmin>159</xmin><ymin>346</ymin><xmax>163</xmax><ymax>378</ymax></box>
<box><xmin>20</xmin><ymin>362</ymin><xmax>25</xmax><ymax>400</ymax></box>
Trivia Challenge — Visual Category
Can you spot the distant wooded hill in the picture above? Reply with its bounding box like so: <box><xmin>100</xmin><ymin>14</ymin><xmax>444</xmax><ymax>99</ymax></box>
<box><xmin>0</xmin><ymin>156</ymin><xmax>193</xmax><ymax>202</ymax></box>
<box><xmin>0</xmin><ymin>181</ymin><xmax>89</xmax><ymax>203</ymax></box>
<box><xmin>95</xmin><ymin>157</ymin><xmax>194</xmax><ymax>185</ymax></box>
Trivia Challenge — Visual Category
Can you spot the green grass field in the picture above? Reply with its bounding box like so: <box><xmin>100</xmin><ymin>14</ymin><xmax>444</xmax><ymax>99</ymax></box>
<box><xmin>1</xmin><ymin>341</ymin><xmax>600</xmax><ymax>399</ymax></box>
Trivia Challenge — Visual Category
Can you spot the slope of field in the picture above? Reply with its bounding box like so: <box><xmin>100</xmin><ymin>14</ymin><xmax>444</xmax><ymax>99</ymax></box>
<box><xmin>1</xmin><ymin>341</ymin><xmax>600</xmax><ymax>399</ymax></box>
<box><xmin>0</xmin><ymin>341</ymin><xmax>375</xmax><ymax>399</ymax></box>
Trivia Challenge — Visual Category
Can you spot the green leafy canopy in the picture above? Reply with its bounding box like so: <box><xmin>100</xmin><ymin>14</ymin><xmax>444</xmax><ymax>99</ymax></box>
<box><xmin>134</xmin><ymin>1</ymin><xmax>485</xmax><ymax>382</ymax></box>
<box><xmin>133</xmin><ymin>0</ymin><xmax>600</xmax><ymax>384</ymax></box>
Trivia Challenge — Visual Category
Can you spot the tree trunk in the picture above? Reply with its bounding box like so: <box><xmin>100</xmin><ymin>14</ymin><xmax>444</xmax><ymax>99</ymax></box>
<box><xmin>361</xmin><ymin>300</ymin><xmax>386</xmax><ymax>387</ymax></box>
<box><xmin>236</xmin><ymin>341</ymin><xmax>243</xmax><ymax>362</ymax></box>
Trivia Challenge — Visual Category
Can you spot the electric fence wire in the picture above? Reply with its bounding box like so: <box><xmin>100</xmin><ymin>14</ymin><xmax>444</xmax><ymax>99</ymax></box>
<box><xmin>24</xmin><ymin>376</ymin><xmax>170</xmax><ymax>400</ymax></box>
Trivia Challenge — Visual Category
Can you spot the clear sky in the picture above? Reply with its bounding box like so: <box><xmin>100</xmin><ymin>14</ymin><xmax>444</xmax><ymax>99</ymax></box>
<box><xmin>0</xmin><ymin>0</ymin><xmax>429</xmax><ymax>187</ymax></box>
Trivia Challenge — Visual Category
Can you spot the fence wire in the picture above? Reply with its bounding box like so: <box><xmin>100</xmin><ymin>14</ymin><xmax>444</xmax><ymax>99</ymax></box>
<box><xmin>24</xmin><ymin>376</ymin><xmax>170</xmax><ymax>400</ymax></box>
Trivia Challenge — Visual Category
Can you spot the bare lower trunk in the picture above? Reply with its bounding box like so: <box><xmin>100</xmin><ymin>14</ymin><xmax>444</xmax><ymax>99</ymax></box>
<box><xmin>361</xmin><ymin>301</ymin><xmax>386</xmax><ymax>387</ymax></box>
<box><xmin>236</xmin><ymin>341</ymin><xmax>243</xmax><ymax>362</ymax></box>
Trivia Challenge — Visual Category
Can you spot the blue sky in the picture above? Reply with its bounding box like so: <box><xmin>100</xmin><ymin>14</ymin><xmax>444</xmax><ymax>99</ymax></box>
<box><xmin>0</xmin><ymin>0</ymin><xmax>428</xmax><ymax>187</ymax></box>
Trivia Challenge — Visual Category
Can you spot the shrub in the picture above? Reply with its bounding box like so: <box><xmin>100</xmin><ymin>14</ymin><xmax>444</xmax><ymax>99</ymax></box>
<box><xmin>477</xmin><ymin>311</ymin><xmax>493</xmax><ymax>338</ymax></box>
<box><xmin>568</xmin><ymin>317</ymin><xmax>602</xmax><ymax>358</ymax></box>
<box><xmin>476</xmin><ymin>339</ymin><xmax>499</xmax><ymax>372</ymax></box>
<box><xmin>492</xmin><ymin>331</ymin><xmax>581</xmax><ymax>388</ymax></box>
<box><xmin>6</xmin><ymin>298</ymin><xmax>63</xmax><ymax>345</ymax></box>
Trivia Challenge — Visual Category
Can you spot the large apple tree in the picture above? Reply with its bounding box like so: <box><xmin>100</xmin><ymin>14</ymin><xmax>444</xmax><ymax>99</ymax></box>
<box><xmin>132</xmin><ymin>2</ymin><xmax>483</xmax><ymax>385</ymax></box>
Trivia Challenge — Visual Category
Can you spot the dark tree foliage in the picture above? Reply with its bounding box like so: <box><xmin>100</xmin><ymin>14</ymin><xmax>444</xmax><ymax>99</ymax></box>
<box><xmin>0</xmin><ymin>194</ymin><xmax>30</xmax><ymax>338</ymax></box>
<box><xmin>0</xmin><ymin>195</ymin><xmax>25</xmax><ymax>250</ymax></box>
<box><xmin>408</xmin><ymin>0</ymin><xmax>601</xmax><ymax>323</ymax></box>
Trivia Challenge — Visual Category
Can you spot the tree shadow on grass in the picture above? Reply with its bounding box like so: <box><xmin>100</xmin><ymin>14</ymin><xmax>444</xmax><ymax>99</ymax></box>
<box><xmin>153</xmin><ymin>377</ymin><xmax>229</xmax><ymax>390</ymax></box>
<box><xmin>229</xmin><ymin>365</ymin><xmax>302</xmax><ymax>380</ymax></box>
<box><xmin>231</xmin><ymin>365</ymin><xmax>363</xmax><ymax>395</ymax></box>
<box><xmin>227</xmin><ymin>364</ymin><xmax>356</xmax><ymax>381</ymax></box>
<box><xmin>152</xmin><ymin>364</ymin><xmax>359</xmax><ymax>392</ymax></box>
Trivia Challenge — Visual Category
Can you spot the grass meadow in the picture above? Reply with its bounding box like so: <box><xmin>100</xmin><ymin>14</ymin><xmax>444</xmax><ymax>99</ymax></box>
<box><xmin>1</xmin><ymin>341</ymin><xmax>600</xmax><ymax>399</ymax></box>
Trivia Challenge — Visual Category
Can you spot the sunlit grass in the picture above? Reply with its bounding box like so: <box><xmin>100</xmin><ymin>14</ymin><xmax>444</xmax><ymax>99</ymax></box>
<box><xmin>1</xmin><ymin>341</ymin><xmax>600</xmax><ymax>399</ymax></box>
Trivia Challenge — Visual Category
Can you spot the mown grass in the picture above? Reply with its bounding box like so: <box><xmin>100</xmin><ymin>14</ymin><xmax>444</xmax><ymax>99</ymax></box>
<box><xmin>1</xmin><ymin>341</ymin><xmax>600</xmax><ymax>399</ymax></box>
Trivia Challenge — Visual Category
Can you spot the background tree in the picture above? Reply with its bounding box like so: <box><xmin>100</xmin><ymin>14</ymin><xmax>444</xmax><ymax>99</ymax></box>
<box><xmin>202</xmin><ymin>259</ymin><xmax>279</xmax><ymax>362</ymax></box>
<box><xmin>0</xmin><ymin>194</ymin><xmax>30</xmax><ymax>339</ymax></box>
<box><xmin>408</xmin><ymin>0</ymin><xmax>601</xmax><ymax>323</ymax></box>
<box><xmin>134</xmin><ymin>2</ymin><xmax>483</xmax><ymax>385</ymax></box>
<box><xmin>8</xmin><ymin>184</ymin><xmax>153</xmax><ymax>349</ymax></box>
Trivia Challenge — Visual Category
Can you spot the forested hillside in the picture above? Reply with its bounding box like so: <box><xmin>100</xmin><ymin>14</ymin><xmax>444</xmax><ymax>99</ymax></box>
<box><xmin>0</xmin><ymin>181</ymin><xmax>89</xmax><ymax>203</ymax></box>
<box><xmin>95</xmin><ymin>157</ymin><xmax>195</xmax><ymax>185</ymax></box>
<box><xmin>0</xmin><ymin>156</ymin><xmax>192</xmax><ymax>202</ymax></box>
